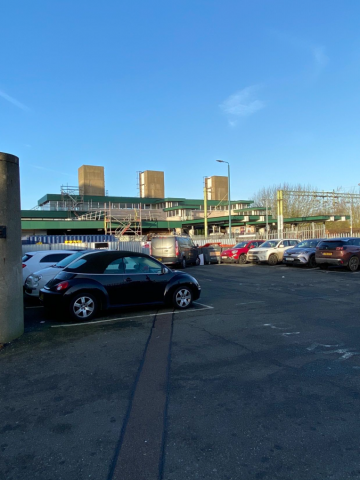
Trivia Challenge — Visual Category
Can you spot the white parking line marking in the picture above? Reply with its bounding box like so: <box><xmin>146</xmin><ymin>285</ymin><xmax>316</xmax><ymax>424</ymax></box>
<box><xmin>51</xmin><ymin>303</ymin><xmax>214</xmax><ymax>328</ymax></box>
<box><xmin>193</xmin><ymin>302</ymin><xmax>214</xmax><ymax>309</ymax></box>
<box><xmin>263</xmin><ymin>323</ymin><xmax>288</xmax><ymax>330</ymax></box>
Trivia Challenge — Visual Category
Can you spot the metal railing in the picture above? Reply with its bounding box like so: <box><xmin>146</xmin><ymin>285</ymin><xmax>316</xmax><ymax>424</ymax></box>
<box><xmin>22</xmin><ymin>229</ymin><xmax>360</xmax><ymax>257</ymax></box>
<box><xmin>22</xmin><ymin>242</ymin><xmax>148</xmax><ymax>256</ymax></box>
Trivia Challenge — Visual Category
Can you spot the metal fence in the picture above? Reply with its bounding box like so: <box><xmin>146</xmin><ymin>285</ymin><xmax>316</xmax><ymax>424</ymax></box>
<box><xmin>257</xmin><ymin>228</ymin><xmax>360</xmax><ymax>241</ymax></box>
<box><xmin>22</xmin><ymin>242</ymin><xmax>148</xmax><ymax>256</ymax></box>
<box><xmin>22</xmin><ymin>230</ymin><xmax>360</xmax><ymax>256</ymax></box>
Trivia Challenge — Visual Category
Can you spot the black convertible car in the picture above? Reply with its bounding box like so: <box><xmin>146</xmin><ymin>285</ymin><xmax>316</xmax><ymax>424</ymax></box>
<box><xmin>40</xmin><ymin>250</ymin><xmax>201</xmax><ymax>321</ymax></box>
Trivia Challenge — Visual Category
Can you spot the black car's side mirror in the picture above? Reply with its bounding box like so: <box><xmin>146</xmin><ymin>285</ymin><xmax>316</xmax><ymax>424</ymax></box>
<box><xmin>159</xmin><ymin>267</ymin><xmax>169</xmax><ymax>275</ymax></box>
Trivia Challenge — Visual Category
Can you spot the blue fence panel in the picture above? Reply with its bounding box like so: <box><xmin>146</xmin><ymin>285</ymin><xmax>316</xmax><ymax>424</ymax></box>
<box><xmin>26</xmin><ymin>234</ymin><xmax>117</xmax><ymax>244</ymax></box>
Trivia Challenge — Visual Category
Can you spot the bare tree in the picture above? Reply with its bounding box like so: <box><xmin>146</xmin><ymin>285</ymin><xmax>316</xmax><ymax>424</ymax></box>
<box><xmin>252</xmin><ymin>184</ymin><xmax>360</xmax><ymax>231</ymax></box>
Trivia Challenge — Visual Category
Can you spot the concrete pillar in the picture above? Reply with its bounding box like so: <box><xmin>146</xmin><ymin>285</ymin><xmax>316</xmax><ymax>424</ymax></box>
<box><xmin>0</xmin><ymin>152</ymin><xmax>24</xmax><ymax>343</ymax></box>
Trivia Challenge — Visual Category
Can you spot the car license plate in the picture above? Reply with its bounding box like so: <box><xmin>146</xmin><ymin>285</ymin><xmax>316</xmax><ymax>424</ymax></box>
<box><xmin>286</xmin><ymin>258</ymin><xmax>294</xmax><ymax>261</ymax></box>
<box><xmin>157</xmin><ymin>258</ymin><xmax>162</xmax><ymax>261</ymax></box>
<box><xmin>323</xmin><ymin>252</ymin><xmax>332</xmax><ymax>256</ymax></box>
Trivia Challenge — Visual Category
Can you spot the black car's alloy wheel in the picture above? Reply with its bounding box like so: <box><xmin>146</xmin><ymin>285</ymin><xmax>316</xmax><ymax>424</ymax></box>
<box><xmin>70</xmin><ymin>292</ymin><xmax>98</xmax><ymax>321</ymax></box>
<box><xmin>181</xmin><ymin>257</ymin><xmax>186</xmax><ymax>269</ymax></box>
<box><xmin>195</xmin><ymin>256</ymin><xmax>200</xmax><ymax>266</ymax></box>
<box><xmin>173</xmin><ymin>286</ymin><xmax>193</xmax><ymax>309</ymax></box>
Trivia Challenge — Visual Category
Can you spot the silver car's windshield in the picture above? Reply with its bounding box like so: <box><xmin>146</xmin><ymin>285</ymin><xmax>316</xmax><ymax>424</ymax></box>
<box><xmin>260</xmin><ymin>241</ymin><xmax>278</xmax><ymax>248</ymax></box>
<box><xmin>296</xmin><ymin>240</ymin><xmax>320</xmax><ymax>249</ymax></box>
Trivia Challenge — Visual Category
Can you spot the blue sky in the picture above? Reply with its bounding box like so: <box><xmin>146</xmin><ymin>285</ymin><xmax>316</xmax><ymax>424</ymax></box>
<box><xmin>1</xmin><ymin>0</ymin><xmax>360</xmax><ymax>208</ymax></box>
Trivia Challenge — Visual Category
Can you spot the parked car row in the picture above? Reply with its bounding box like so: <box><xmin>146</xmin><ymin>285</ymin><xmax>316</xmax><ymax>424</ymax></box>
<box><xmin>220</xmin><ymin>237</ymin><xmax>360</xmax><ymax>272</ymax></box>
<box><xmin>24</xmin><ymin>249</ymin><xmax>202</xmax><ymax>321</ymax></box>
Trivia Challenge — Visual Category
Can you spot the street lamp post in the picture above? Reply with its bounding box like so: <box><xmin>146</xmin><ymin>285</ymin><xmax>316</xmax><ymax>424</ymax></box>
<box><xmin>216</xmin><ymin>160</ymin><xmax>231</xmax><ymax>239</ymax></box>
<box><xmin>265</xmin><ymin>198</ymin><xmax>269</xmax><ymax>240</ymax></box>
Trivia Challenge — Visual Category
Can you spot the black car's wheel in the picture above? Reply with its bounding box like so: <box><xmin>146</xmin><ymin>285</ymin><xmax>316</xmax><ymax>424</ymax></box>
<box><xmin>239</xmin><ymin>254</ymin><xmax>247</xmax><ymax>264</ymax></box>
<box><xmin>348</xmin><ymin>256</ymin><xmax>359</xmax><ymax>272</ymax></box>
<box><xmin>173</xmin><ymin>286</ymin><xmax>193</xmax><ymax>309</ymax></box>
<box><xmin>268</xmin><ymin>254</ymin><xmax>278</xmax><ymax>266</ymax></box>
<box><xmin>195</xmin><ymin>256</ymin><xmax>200</xmax><ymax>266</ymax></box>
<box><xmin>308</xmin><ymin>255</ymin><xmax>317</xmax><ymax>268</ymax></box>
<box><xmin>181</xmin><ymin>257</ymin><xmax>186</xmax><ymax>269</ymax></box>
<box><xmin>69</xmin><ymin>292</ymin><xmax>98</xmax><ymax>321</ymax></box>
<box><xmin>319</xmin><ymin>264</ymin><xmax>328</xmax><ymax>270</ymax></box>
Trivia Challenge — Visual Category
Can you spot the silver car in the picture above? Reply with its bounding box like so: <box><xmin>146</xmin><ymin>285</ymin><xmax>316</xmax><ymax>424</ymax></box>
<box><xmin>283</xmin><ymin>238</ymin><xmax>324</xmax><ymax>268</ymax></box>
<box><xmin>25</xmin><ymin>250</ymin><xmax>91</xmax><ymax>297</ymax></box>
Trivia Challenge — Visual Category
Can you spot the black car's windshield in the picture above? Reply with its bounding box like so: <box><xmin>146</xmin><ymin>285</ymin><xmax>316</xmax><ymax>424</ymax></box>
<box><xmin>234</xmin><ymin>242</ymin><xmax>247</xmax><ymax>248</ymax></box>
<box><xmin>296</xmin><ymin>240</ymin><xmax>320</xmax><ymax>249</ymax></box>
<box><xmin>65</xmin><ymin>258</ymin><xmax>88</xmax><ymax>270</ymax></box>
<box><xmin>56</xmin><ymin>251</ymin><xmax>87</xmax><ymax>268</ymax></box>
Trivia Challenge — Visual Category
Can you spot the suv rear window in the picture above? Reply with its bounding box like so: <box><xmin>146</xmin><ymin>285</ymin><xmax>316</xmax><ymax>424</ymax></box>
<box><xmin>318</xmin><ymin>240</ymin><xmax>346</xmax><ymax>250</ymax></box>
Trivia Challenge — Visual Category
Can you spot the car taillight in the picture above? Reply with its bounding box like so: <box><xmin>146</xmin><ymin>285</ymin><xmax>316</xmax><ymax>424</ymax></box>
<box><xmin>336</xmin><ymin>246</ymin><xmax>345</xmax><ymax>250</ymax></box>
<box><xmin>56</xmin><ymin>281</ymin><xmax>69</xmax><ymax>291</ymax></box>
<box><xmin>22</xmin><ymin>263</ymin><xmax>26</xmax><ymax>268</ymax></box>
<box><xmin>175</xmin><ymin>240</ymin><xmax>179</xmax><ymax>256</ymax></box>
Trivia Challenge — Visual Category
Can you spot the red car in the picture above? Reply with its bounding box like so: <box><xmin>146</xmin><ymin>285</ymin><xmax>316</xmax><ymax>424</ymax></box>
<box><xmin>220</xmin><ymin>239</ymin><xmax>265</xmax><ymax>264</ymax></box>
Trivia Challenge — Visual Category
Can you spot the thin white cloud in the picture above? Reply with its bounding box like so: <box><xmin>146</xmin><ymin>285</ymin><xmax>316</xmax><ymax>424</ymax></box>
<box><xmin>312</xmin><ymin>45</ymin><xmax>329</xmax><ymax>72</ymax></box>
<box><xmin>271</xmin><ymin>31</ymin><xmax>329</xmax><ymax>77</ymax></box>
<box><xmin>220</xmin><ymin>86</ymin><xmax>265</xmax><ymax>125</ymax></box>
<box><xmin>30</xmin><ymin>165</ymin><xmax>74</xmax><ymax>177</ymax></box>
<box><xmin>0</xmin><ymin>89</ymin><xmax>29</xmax><ymax>111</ymax></box>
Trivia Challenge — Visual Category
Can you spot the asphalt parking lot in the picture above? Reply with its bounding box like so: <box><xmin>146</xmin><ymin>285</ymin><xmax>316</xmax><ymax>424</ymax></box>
<box><xmin>2</xmin><ymin>262</ymin><xmax>360</xmax><ymax>479</ymax></box>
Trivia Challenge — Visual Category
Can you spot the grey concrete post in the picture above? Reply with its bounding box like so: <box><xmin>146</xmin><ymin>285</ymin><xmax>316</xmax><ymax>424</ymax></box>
<box><xmin>0</xmin><ymin>152</ymin><xmax>24</xmax><ymax>343</ymax></box>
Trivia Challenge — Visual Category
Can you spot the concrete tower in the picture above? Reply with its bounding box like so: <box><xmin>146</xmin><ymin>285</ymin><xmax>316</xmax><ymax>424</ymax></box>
<box><xmin>78</xmin><ymin>165</ymin><xmax>105</xmax><ymax>196</ymax></box>
<box><xmin>205</xmin><ymin>176</ymin><xmax>228</xmax><ymax>201</ymax></box>
<box><xmin>139</xmin><ymin>171</ymin><xmax>164</xmax><ymax>198</ymax></box>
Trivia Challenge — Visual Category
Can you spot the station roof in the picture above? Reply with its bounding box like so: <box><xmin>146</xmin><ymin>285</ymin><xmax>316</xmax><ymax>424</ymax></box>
<box><xmin>37</xmin><ymin>194</ymin><xmax>254</xmax><ymax>207</ymax></box>
<box><xmin>163</xmin><ymin>206</ymin><xmax>200</xmax><ymax>211</ymax></box>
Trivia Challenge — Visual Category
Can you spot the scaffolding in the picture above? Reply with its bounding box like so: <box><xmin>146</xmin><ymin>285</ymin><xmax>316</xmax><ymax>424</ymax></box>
<box><xmin>60</xmin><ymin>185</ymin><xmax>84</xmax><ymax>213</ymax></box>
<box><xmin>78</xmin><ymin>209</ymin><xmax>143</xmax><ymax>240</ymax></box>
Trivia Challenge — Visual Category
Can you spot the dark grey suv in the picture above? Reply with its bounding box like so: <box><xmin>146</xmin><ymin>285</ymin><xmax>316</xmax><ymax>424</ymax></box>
<box><xmin>151</xmin><ymin>235</ymin><xmax>199</xmax><ymax>268</ymax></box>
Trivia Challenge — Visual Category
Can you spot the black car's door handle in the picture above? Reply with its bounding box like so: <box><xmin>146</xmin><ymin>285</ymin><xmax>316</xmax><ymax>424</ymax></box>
<box><xmin>125</xmin><ymin>277</ymin><xmax>132</xmax><ymax>283</ymax></box>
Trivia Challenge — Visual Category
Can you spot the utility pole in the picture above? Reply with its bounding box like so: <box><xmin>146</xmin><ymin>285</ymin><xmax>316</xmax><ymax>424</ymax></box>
<box><xmin>265</xmin><ymin>198</ymin><xmax>269</xmax><ymax>240</ymax></box>
<box><xmin>0</xmin><ymin>152</ymin><xmax>24</xmax><ymax>343</ymax></box>
<box><xmin>204</xmin><ymin>180</ymin><xmax>208</xmax><ymax>238</ymax></box>
<box><xmin>277</xmin><ymin>190</ymin><xmax>284</xmax><ymax>239</ymax></box>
